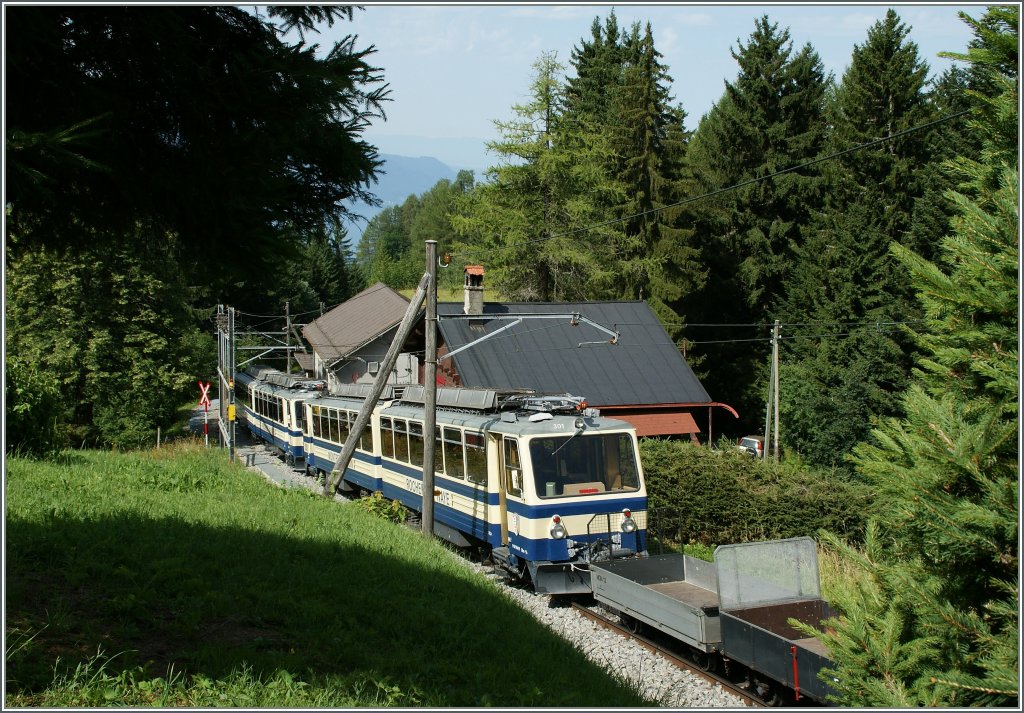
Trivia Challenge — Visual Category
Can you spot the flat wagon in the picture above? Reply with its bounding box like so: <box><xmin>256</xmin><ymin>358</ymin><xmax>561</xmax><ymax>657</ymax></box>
<box><xmin>590</xmin><ymin>553</ymin><xmax>721</xmax><ymax>661</ymax></box>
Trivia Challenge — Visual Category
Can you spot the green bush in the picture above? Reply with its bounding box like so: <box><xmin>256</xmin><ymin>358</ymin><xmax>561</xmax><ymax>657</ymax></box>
<box><xmin>5</xmin><ymin>358</ymin><xmax>66</xmax><ymax>456</ymax></box>
<box><xmin>640</xmin><ymin>439</ymin><xmax>873</xmax><ymax>546</ymax></box>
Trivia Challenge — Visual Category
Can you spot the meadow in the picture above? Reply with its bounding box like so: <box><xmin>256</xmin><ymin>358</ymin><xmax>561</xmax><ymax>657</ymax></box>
<box><xmin>5</xmin><ymin>441</ymin><xmax>649</xmax><ymax>707</ymax></box>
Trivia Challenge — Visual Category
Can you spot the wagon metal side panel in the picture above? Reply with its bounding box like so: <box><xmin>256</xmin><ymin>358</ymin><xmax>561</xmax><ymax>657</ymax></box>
<box><xmin>720</xmin><ymin>599</ymin><xmax>838</xmax><ymax>703</ymax></box>
<box><xmin>591</xmin><ymin>554</ymin><xmax>721</xmax><ymax>651</ymax></box>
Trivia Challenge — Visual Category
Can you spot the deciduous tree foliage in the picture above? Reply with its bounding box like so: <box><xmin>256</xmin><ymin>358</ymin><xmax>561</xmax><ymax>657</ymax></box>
<box><xmin>811</xmin><ymin>8</ymin><xmax>1018</xmax><ymax>704</ymax></box>
<box><xmin>5</xmin><ymin>6</ymin><xmax>383</xmax><ymax>449</ymax></box>
<box><xmin>5</xmin><ymin>5</ymin><xmax>388</xmax><ymax>287</ymax></box>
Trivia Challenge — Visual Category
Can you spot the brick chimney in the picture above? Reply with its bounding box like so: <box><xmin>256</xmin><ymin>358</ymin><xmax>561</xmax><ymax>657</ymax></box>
<box><xmin>463</xmin><ymin>265</ymin><xmax>484</xmax><ymax>315</ymax></box>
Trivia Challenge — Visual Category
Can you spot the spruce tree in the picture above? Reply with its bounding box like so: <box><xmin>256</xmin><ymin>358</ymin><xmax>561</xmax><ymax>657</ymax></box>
<box><xmin>777</xmin><ymin>9</ymin><xmax>936</xmax><ymax>467</ymax></box>
<box><xmin>606</xmin><ymin>23</ymin><xmax>704</xmax><ymax>331</ymax></box>
<box><xmin>811</xmin><ymin>8</ymin><xmax>1018</xmax><ymax>704</ymax></box>
<box><xmin>683</xmin><ymin>15</ymin><xmax>827</xmax><ymax>430</ymax></box>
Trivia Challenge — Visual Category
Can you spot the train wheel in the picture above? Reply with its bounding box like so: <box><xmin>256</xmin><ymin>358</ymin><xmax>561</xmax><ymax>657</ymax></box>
<box><xmin>690</xmin><ymin>649</ymin><xmax>717</xmax><ymax>673</ymax></box>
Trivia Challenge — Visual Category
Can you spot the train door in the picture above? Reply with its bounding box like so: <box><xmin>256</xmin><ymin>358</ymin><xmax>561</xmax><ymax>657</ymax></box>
<box><xmin>493</xmin><ymin>434</ymin><xmax>509</xmax><ymax>546</ymax></box>
<box><xmin>500</xmin><ymin>436</ymin><xmax>525</xmax><ymax>548</ymax></box>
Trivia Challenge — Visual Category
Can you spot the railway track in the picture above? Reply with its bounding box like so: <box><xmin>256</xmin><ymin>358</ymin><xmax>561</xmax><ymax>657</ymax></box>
<box><xmin>571</xmin><ymin>602</ymin><xmax>765</xmax><ymax>707</ymax></box>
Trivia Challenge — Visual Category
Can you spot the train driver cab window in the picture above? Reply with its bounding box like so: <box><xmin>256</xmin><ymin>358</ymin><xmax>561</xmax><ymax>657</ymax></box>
<box><xmin>529</xmin><ymin>433</ymin><xmax>641</xmax><ymax>498</ymax></box>
<box><xmin>503</xmin><ymin>437</ymin><xmax>523</xmax><ymax>497</ymax></box>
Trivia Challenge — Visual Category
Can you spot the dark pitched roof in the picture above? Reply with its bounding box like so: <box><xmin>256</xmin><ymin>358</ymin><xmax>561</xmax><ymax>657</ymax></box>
<box><xmin>302</xmin><ymin>283</ymin><xmax>411</xmax><ymax>363</ymax></box>
<box><xmin>436</xmin><ymin>301</ymin><xmax>711</xmax><ymax>407</ymax></box>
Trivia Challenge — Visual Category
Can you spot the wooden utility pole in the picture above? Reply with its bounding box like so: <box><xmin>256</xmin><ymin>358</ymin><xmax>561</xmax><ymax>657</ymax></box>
<box><xmin>322</xmin><ymin>272</ymin><xmax>430</xmax><ymax>497</ymax></box>
<box><xmin>285</xmin><ymin>300</ymin><xmax>291</xmax><ymax>374</ymax></box>
<box><xmin>762</xmin><ymin>342</ymin><xmax>773</xmax><ymax>458</ymax></box>
<box><xmin>422</xmin><ymin>240</ymin><xmax>438</xmax><ymax>537</ymax></box>
<box><xmin>772</xmin><ymin>319</ymin><xmax>780</xmax><ymax>462</ymax></box>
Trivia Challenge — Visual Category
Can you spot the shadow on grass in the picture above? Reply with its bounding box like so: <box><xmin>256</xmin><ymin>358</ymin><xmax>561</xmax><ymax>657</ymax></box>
<box><xmin>5</xmin><ymin>512</ymin><xmax>642</xmax><ymax>707</ymax></box>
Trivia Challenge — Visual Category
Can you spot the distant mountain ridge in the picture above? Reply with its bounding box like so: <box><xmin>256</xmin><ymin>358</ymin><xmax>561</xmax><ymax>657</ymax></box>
<box><xmin>342</xmin><ymin>153</ymin><xmax>457</xmax><ymax>238</ymax></box>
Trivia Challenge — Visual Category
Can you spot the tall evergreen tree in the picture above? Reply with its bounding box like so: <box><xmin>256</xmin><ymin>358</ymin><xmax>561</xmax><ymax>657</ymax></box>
<box><xmin>777</xmin><ymin>9</ymin><xmax>936</xmax><ymax>467</ymax></box>
<box><xmin>451</xmin><ymin>53</ymin><xmax>614</xmax><ymax>301</ymax></box>
<box><xmin>683</xmin><ymin>16</ymin><xmax>828</xmax><ymax>431</ymax></box>
<box><xmin>811</xmin><ymin>8</ymin><xmax>1018</xmax><ymax>704</ymax></box>
<box><xmin>606</xmin><ymin>23</ymin><xmax>704</xmax><ymax>330</ymax></box>
<box><xmin>5</xmin><ymin>6</ymin><xmax>389</xmax><ymax>292</ymax></box>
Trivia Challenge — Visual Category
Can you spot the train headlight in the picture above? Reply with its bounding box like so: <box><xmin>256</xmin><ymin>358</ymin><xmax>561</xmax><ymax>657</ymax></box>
<box><xmin>550</xmin><ymin>515</ymin><xmax>567</xmax><ymax>540</ymax></box>
<box><xmin>621</xmin><ymin>509</ymin><xmax>637</xmax><ymax>534</ymax></box>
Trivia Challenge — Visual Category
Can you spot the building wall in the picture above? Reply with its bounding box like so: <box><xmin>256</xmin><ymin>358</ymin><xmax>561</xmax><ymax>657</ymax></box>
<box><xmin>313</xmin><ymin>328</ymin><xmax>420</xmax><ymax>393</ymax></box>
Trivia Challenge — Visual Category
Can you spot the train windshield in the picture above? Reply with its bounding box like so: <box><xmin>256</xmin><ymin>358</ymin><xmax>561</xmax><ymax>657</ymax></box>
<box><xmin>528</xmin><ymin>433</ymin><xmax>640</xmax><ymax>498</ymax></box>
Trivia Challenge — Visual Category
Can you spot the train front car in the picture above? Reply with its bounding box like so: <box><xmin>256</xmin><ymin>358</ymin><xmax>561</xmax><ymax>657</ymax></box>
<box><xmin>502</xmin><ymin>396</ymin><xmax>649</xmax><ymax>595</ymax></box>
<box><xmin>387</xmin><ymin>388</ymin><xmax>648</xmax><ymax>595</ymax></box>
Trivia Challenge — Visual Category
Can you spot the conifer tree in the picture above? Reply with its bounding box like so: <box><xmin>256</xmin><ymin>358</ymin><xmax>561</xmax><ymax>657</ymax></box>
<box><xmin>450</xmin><ymin>53</ymin><xmax>614</xmax><ymax>301</ymax></box>
<box><xmin>683</xmin><ymin>16</ymin><xmax>827</xmax><ymax>429</ymax></box>
<box><xmin>811</xmin><ymin>8</ymin><xmax>1018</xmax><ymax>704</ymax></box>
<box><xmin>606</xmin><ymin>23</ymin><xmax>704</xmax><ymax>330</ymax></box>
<box><xmin>777</xmin><ymin>9</ymin><xmax>936</xmax><ymax>467</ymax></box>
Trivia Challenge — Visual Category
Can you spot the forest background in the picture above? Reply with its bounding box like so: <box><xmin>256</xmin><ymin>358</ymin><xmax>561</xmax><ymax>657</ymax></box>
<box><xmin>4</xmin><ymin>5</ymin><xmax>1018</xmax><ymax>705</ymax></box>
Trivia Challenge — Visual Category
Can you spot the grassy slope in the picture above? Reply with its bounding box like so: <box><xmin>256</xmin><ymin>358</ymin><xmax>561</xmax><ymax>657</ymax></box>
<box><xmin>5</xmin><ymin>442</ymin><xmax>649</xmax><ymax>707</ymax></box>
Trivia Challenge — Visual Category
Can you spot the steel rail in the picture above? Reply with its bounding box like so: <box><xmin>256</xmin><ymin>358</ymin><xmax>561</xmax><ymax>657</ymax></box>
<box><xmin>570</xmin><ymin>602</ymin><xmax>763</xmax><ymax>708</ymax></box>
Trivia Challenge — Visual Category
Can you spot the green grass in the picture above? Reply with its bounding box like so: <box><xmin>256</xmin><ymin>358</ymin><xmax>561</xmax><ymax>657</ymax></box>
<box><xmin>5</xmin><ymin>441</ymin><xmax>650</xmax><ymax>707</ymax></box>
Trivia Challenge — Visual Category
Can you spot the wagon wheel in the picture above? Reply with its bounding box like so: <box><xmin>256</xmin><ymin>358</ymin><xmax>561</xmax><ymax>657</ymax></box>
<box><xmin>620</xmin><ymin>613</ymin><xmax>643</xmax><ymax>635</ymax></box>
<box><xmin>690</xmin><ymin>648</ymin><xmax>717</xmax><ymax>672</ymax></box>
<box><xmin>754</xmin><ymin>680</ymin><xmax>783</xmax><ymax>707</ymax></box>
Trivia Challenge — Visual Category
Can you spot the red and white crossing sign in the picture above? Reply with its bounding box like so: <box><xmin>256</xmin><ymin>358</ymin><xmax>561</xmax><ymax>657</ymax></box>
<box><xmin>198</xmin><ymin>381</ymin><xmax>211</xmax><ymax>409</ymax></box>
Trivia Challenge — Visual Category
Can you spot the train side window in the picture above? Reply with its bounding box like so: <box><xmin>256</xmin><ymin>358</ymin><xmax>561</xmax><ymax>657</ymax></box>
<box><xmin>294</xmin><ymin>401</ymin><xmax>304</xmax><ymax>431</ymax></box>
<box><xmin>276</xmin><ymin>397</ymin><xmax>283</xmax><ymax>423</ymax></box>
<box><xmin>434</xmin><ymin>427</ymin><xmax>445</xmax><ymax>476</ymax></box>
<box><xmin>381</xmin><ymin>418</ymin><xmax>395</xmax><ymax>459</ymax></box>
<box><xmin>394</xmin><ymin>419</ymin><xmax>410</xmax><ymax>463</ymax></box>
<box><xmin>311</xmin><ymin>406</ymin><xmax>321</xmax><ymax>438</ymax></box>
<box><xmin>465</xmin><ymin>431</ymin><xmax>486</xmax><ymax>486</ymax></box>
<box><xmin>326</xmin><ymin>408</ymin><xmax>337</xmax><ymax>443</ymax></box>
<box><xmin>443</xmin><ymin>427</ymin><xmax>464</xmax><ymax>480</ymax></box>
<box><xmin>353</xmin><ymin>411</ymin><xmax>368</xmax><ymax>452</ymax></box>
<box><xmin>408</xmin><ymin>422</ymin><xmax>424</xmax><ymax>467</ymax></box>
<box><xmin>504</xmin><ymin>438</ymin><xmax>523</xmax><ymax>497</ymax></box>
<box><xmin>337</xmin><ymin>409</ymin><xmax>350</xmax><ymax>445</ymax></box>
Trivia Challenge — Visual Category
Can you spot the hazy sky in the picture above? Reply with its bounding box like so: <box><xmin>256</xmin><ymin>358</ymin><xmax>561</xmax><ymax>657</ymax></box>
<box><xmin>317</xmin><ymin>2</ymin><xmax>985</xmax><ymax>171</ymax></box>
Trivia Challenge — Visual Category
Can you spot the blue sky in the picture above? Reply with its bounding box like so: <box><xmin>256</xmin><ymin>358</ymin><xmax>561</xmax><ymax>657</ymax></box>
<box><xmin>320</xmin><ymin>3</ymin><xmax>986</xmax><ymax>173</ymax></box>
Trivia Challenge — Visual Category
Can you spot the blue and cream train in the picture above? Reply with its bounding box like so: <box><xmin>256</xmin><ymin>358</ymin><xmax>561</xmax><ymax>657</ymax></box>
<box><xmin>234</xmin><ymin>366</ymin><xmax>648</xmax><ymax>594</ymax></box>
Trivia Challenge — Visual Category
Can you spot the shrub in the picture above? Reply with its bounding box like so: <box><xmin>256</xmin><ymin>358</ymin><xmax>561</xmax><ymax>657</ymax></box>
<box><xmin>639</xmin><ymin>439</ymin><xmax>872</xmax><ymax>546</ymax></box>
<box><xmin>5</xmin><ymin>358</ymin><xmax>65</xmax><ymax>456</ymax></box>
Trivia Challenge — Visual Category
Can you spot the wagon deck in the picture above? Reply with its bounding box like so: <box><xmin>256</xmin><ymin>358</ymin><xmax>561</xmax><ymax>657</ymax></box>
<box><xmin>590</xmin><ymin>553</ymin><xmax>721</xmax><ymax>652</ymax></box>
